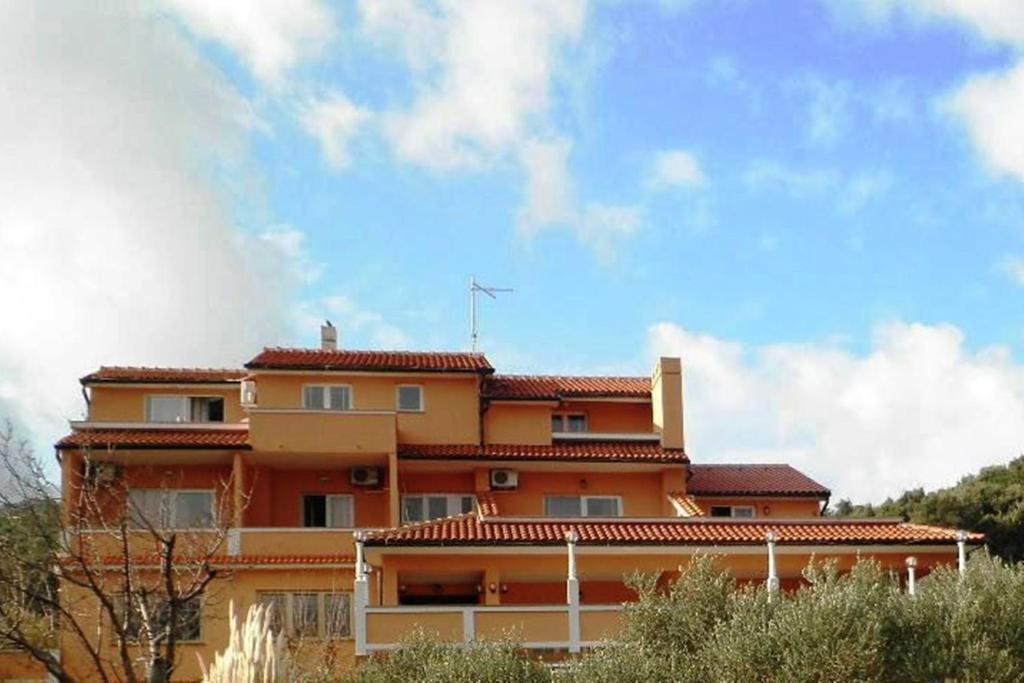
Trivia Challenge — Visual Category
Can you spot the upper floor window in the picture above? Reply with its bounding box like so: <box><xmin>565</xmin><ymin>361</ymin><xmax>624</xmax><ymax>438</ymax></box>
<box><xmin>127</xmin><ymin>489</ymin><xmax>215</xmax><ymax>529</ymax></box>
<box><xmin>401</xmin><ymin>494</ymin><xmax>475</xmax><ymax>523</ymax></box>
<box><xmin>396</xmin><ymin>385</ymin><xmax>424</xmax><ymax>412</ymax></box>
<box><xmin>146</xmin><ymin>395</ymin><xmax>224</xmax><ymax>423</ymax></box>
<box><xmin>259</xmin><ymin>591</ymin><xmax>351</xmax><ymax>639</ymax></box>
<box><xmin>544</xmin><ymin>495</ymin><xmax>621</xmax><ymax>518</ymax></box>
<box><xmin>303</xmin><ymin>385</ymin><xmax>352</xmax><ymax>411</ymax></box>
<box><xmin>552</xmin><ymin>413</ymin><xmax>587</xmax><ymax>433</ymax></box>
<box><xmin>302</xmin><ymin>494</ymin><xmax>354</xmax><ymax>528</ymax></box>
<box><xmin>709</xmin><ymin>505</ymin><xmax>755</xmax><ymax>518</ymax></box>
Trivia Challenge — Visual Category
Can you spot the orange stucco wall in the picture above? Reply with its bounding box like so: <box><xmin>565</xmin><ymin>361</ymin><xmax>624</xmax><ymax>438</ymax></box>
<box><xmin>559</xmin><ymin>401</ymin><xmax>653</xmax><ymax>433</ymax></box>
<box><xmin>87</xmin><ymin>386</ymin><xmax>244</xmax><ymax>423</ymax></box>
<box><xmin>693</xmin><ymin>497</ymin><xmax>823</xmax><ymax>518</ymax></box>
<box><xmin>483</xmin><ymin>403</ymin><xmax>552</xmax><ymax>445</ymax></box>
<box><xmin>488</xmin><ymin>469</ymin><xmax>669</xmax><ymax>517</ymax></box>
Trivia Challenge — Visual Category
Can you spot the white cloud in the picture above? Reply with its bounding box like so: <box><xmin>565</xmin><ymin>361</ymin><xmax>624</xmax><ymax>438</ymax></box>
<box><xmin>299</xmin><ymin>93</ymin><xmax>371</xmax><ymax>169</ymax></box>
<box><xmin>839</xmin><ymin>170</ymin><xmax>894</xmax><ymax>214</ymax></box>
<box><xmin>518</xmin><ymin>137</ymin><xmax>578</xmax><ymax>235</ymax></box>
<box><xmin>365</xmin><ymin>0</ymin><xmax>587</xmax><ymax>170</ymax></box>
<box><xmin>743</xmin><ymin>160</ymin><xmax>839</xmax><ymax>197</ymax></box>
<box><xmin>579</xmin><ymin>203</ymin><xmax>644</xmax><ymax>263</ymax></box>
<box><xmin>945</xmin><ymin>61</ymin><xmax>1024</xmax><ymax>183</ymax></box>
<box><xmin>647</xmin><ymin>150</ymin><xmax>707</xmax><ymax>189</ymax></box>
<box><xmin>649</xmin><ymin>321</ymin><xmax>1024</xmax><ymax>503</ymax></box>
<box><xmin>999</xmin><ymin>255</ymin><xmax>1024</xmax><ymax>285</ymax></box>
<box><xmin>159</xmin><ymin>0</ymin><xmax>336</xmax><ymax>87</ymax></box>
<box><xmin>295</xmin><ymin>295</ymin><xmax>412</xmax><ymax>349</ymax></box>
<box><xmin>795</xmin><ymin>77</ymin><xmax>852</xmax><ymax>146</ymax></box>
<box><xmin>0</xmin><ymin>3</ymin><xmax>305</xmax><ymax>450</ymax></box>
<box><xmin>834</xmin><ymin>0</ymin><xmax>1024</xmax><ymax>47</ymax></box>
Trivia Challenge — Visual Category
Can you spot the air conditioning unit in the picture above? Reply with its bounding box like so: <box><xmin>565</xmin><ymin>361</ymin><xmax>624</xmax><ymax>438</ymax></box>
<box><xmin>490</xmin><ymin>469</ymin><xmax>518</xmax><ymax>490</ymax></box>
<box><xmin>85</xmin><ymin>462</ymin><xmax>120</xmax><ymax>487</ymax></box>
<box><xmin>350</xmin><ymin>467</ymin><xmax>381</xmax><ymax>487</ymax></box>
<box><xmin>240</xmin><ymin>380</ymin><xmax>257</xmax><ymax>407</ymax></box>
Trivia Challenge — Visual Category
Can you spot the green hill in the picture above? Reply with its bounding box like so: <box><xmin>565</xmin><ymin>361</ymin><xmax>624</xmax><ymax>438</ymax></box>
<box><xmin>831</xmin><ymin>456</ymin><xmax>1024</xmax><ymax>561</ymax></box>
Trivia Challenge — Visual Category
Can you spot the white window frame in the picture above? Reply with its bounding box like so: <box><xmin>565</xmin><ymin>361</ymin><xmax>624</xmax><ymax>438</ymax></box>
<box><xmin>544</xmin><ymin>495</ymin><xmax>623</xmax><ymax>518</ymax></box>
<box><xmin>709</xmin><ymin>505</ymin><xmax>756</xmax><ymax>519</ymax></box>
<box><xmin>400</xmin><ymin>493</ymin><xmax>476</xmax><ymax>523</ymax></box>
<box><xmin>395</xmin><ymin>384</ymin><xmax>425</xmax><ymax>412</ymax></box>
<box><xmin>300</xmin><ymin>493</ymin><xmax>355</xmax><ymax>528</ymax></box>
<box><xmin>145</xmin><ymin>394</ymin><xmax>226</xmax><ymax>423</ymax></box>
<box><xmin>127</xmin><ymin>488</ymin><xmax>217</xmax><ymax>529</ymax></box>
<box><xmin>301</xmin><ymin>384</ymin><xmax>353</xmax><ymax>411</ymax></box>
<box><xmin>257</xmin><ymin>591</ymin><xmax>352</xmax><ymax>639</ymax></box>
<box><xmin>552</xmin><ymin>412</ymin><xmax>588</xmax><ymax>433</ymax></box>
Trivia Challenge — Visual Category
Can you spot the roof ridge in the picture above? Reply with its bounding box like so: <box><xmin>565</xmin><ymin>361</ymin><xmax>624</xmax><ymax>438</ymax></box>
<box><xmin>490</xmin><ymin>373</ymin><xmax>649</xmax><ymax>380</ymax></box>
<box><xmin>259</xmin><ymin>346</ymin><xmax>487</xmax><ymax>356</ymax></box>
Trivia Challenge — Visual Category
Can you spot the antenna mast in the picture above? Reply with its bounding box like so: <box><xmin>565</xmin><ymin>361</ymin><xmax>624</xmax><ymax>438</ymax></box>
<box><xmin>470</xmin><ymin>277</ymin><xmax>513</xmax><ymax>352</ymax></box>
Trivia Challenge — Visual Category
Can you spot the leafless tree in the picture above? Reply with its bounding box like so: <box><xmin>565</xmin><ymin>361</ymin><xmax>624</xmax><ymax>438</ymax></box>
<box><xmin>0</xmin><ymin>420</ymin><xmax>240</xmax><ymax>683</ymax></box>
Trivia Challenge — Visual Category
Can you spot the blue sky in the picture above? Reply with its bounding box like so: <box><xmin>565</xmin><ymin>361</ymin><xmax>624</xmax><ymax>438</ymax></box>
<box><xmin>3</xmin><ymin>1</ymin><xmax>1024</xmax><ymax>501</ymax></box>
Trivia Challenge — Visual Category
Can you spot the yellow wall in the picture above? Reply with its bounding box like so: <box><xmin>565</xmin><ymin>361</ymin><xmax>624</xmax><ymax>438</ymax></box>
<box><xmin>88</xmin><ymin>386</ymin><xmax>244</xmax><ymax>423</ymax></box>
<box><xmin>483</xmin><ymin>404</ymin><xmax>552</xmax><ymax>445</ymax></box>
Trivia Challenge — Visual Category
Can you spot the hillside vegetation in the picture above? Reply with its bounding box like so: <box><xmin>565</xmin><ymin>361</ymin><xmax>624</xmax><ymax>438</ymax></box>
<box><xmin>831</xmin><ymin>456</ymin><xmax>1024</xmax><ymax>561</ymax></box>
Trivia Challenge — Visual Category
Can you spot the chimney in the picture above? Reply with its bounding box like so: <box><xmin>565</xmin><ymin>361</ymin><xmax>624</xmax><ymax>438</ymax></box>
<box><xmin>321</xmin><ymin>321</ymin><xmax>338</xmax><ymax>351</ymax></box>
<box><xmin>652</xmin><ymin>357</ymin><xmax>684</xmax><ymax>450</ymax></box>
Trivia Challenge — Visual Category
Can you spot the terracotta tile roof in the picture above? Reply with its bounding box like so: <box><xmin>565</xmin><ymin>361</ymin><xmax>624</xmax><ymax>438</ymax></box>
<box><xmin>688</xmin><ymin>464</ymin><xmax>830</xmax><ymax>497</ymax></box>
<box><xmin>364</xmin><ymin>516</ymin><xmax>983</xmax><ymax>547</ymax></box>
<box><xmin>87</xmin><ymin>554</ymin><xmax>353</xmax><ymax>567</ymax></box>
<box><xmin>56</xmin><ymin>428</ymin><xmax>250</xmax><ymax>450</ymax></box>
<box><xmin>399</xmin><ymin>442</ymin><xmax>688</xmax><ymax>464</ymax></box>
<box><xmin>483</xmin><ymin>375</ymin><xmax>650</xmax><ymax>400</ymax></box>
<box><xmin>476</xmin><ymin>492</ymin><xmax>500</xmax><ymax>517</ymax></box>
<box><xmin>81</xmin><ymin>367</ymin><xmax>246</xmax><ymax>385</ymax></box>
<box><xmin>668</xmin><ymin>492</ymin><xmax>704</xmax><ymax>517</ymax></box>
<box><xmin>245</xmin><ymin>348</ymin><xmax>494</xmax><ymax>374</ymax></box>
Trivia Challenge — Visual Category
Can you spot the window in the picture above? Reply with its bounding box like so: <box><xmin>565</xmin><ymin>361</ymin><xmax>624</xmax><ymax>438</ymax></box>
<box><xmin>145</xmin><ymin>396</ymin><xmax>224</xmax><ymax>423</ymax></box>
<box><xmin>544</xmin><ymin>495</ymin><xmax>622</xmax><ymax>518</ymax></box>
<box><xmin>302</xmin><ymin>385</ymin><xmax>352</xmax><ymax>411</ymax></box>
<box><xmin>709</xmin><ymin>505</ymin><xmax>755</xmax><ymax>518</ymax></box>
<box><xmin>116</xmin><ymin>595</ymin><xmax>202</xmax><ymax>643</ymax></box>
<box><xmin>302</xmin><ymin>494</ymin><xmax>354</xmax><ymax>528</ymax></box>
<box><xmin>401</xmin><ymin>494</ymin><xmax>475</xmax><ymax>523</ymax></box>
<box><xmin>551</xmin><ymin>413</ymin><xmax>587</xmax><ymax>433</ymax></box>
<box><xmin>258</xmin><ymin>592</ymin><xmax>351</xmax><ymax>639</ymax></box>
<box><xmin>396</xmin><ymin>385</ymin><xmax>423</xmax><ymax>412</ymax></box>
<box><xmin>128</xmin><ymin>489</ymin><xmax>215</xmax><ymax>529</ymax></box>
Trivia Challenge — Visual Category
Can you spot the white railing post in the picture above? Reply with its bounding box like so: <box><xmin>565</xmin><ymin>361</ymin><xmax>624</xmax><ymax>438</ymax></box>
<box><xmin>354</xmin><ymin>532</ymin><xmax>369</xmax><ymax>656</ymax></box>
<box><xmin>565</xmin><ymin>530</ymin><xmax>580</xmax><ymax>653</ymax></box>
<box><xmin>226</xmin><ymin>528</ymin><xmax>241</xmax><ymax>556</ymax></box>
<box><xmin>463</xmin><ymin>607</ymin><xmax>475</xmax><ymax>643</ymax></box>
<box><xmin>956</xmin><ymin>530</ymin><xmax>968</xmax><ymax>576</ymax></box>
<box><xmin>765</xmin><ymin>531</ymin><xmax>779</xmax><ymax>601</ymax></box>
<box><xmin>905</xmin><ymin>556</ymin><xmax>917</xmax><ymax>596</ymax></box>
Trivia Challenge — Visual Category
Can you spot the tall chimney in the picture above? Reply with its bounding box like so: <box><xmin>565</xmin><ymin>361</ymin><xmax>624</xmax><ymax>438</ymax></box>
<box><xmin>652</xmin><ymin>357</ymin><xmax>684</xmax><ymax>450</ymax></box>
<box><xmin>321</xmin><ymin>321</ymin><xmax>338</xmax><ymax>351</ymax></box>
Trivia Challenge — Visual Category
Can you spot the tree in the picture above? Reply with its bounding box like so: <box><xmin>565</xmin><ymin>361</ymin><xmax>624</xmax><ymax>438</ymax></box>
<box><xmin>0</xmin><ymin>421</ymin><xmax>238</xmax><ymax>682</ymax></box>
<box><xmin>832</xmin><ymin>456</ymin><xmax>1024</xmax><ymax>561</ymax></box>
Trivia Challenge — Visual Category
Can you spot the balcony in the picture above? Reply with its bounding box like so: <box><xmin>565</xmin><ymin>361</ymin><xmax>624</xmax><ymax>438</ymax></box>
<box><xmin>360</xmin><ymin>604</ymin><xmax>623</xmax><ymax>653</ymax></box>
<box><xmin>247</xmin><ymin>409</ymin><xmax>396</xmax><ymax>455</ymax></box>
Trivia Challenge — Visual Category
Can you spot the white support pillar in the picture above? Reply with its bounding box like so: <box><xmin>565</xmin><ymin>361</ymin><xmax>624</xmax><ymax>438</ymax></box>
<box><xmin>565</xmin><ymin>531</ymin><xmax>580</xmax><ymax>653</ymax></box>
<box><xmin>765</xmin><ymin>531</ymin><xmax>779</xmax><ymax>601</ymax></box>
<box><xmin>905</xmin><ymin>556</ymin><xmax>917</xmax><ymax>597</ymax></box>
<box><xmin>956</xmin><ymin>530</ymin><xmax>968</xmax><ymax>575</ymax></box>
<box><xmin>354</xmin><ymin>532</ymin><xmax>369</xmax><ymax>656</ymax></box>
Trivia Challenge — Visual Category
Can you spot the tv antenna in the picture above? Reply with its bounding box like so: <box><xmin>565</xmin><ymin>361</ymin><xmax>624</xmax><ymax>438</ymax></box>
<box><xmin>469</xmin><ymin>277</ymin><xmax>513</xmax><ymax>352</ymax></box>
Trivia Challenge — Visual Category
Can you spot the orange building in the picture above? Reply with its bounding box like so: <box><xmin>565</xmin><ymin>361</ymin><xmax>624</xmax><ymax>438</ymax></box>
<box><xmin>53</xmin><ymin>328</ymin><xmax>981</xmax><ymax>680</ymax></box>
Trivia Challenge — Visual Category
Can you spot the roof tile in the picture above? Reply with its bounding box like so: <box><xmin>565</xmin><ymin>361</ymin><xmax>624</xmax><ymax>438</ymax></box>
<box><xmin>688</xmin><ymin>464</ymin><xmax>830</xmax><ymax>497</ymax></box>
<box><xmin>81</xmin><ymin>367</ymin><xmax>246</xmax><ymax>384</ymax></box>
<box><xmin>365</xmin><ymin>516</ymin><xmax>983</xmax><ymax>547</ymax></box>
<box><xmin>483</xmin><ymin>375</ymin><xmax>650</xmax><ymax>400</ymax></box>
<box><xmin>399</xmin><ymin>442</ymin><xmax>687</xmax><ymax>464</ymax></box>
<box><xmin>245</xmin><ymin>348</ymin><xmax>493</xmax><ymax>373</ymax></box>
<box><xmin>56</xmin><ymin>428</ymin><xmax>249</xmax><ymax>450</ymax></box>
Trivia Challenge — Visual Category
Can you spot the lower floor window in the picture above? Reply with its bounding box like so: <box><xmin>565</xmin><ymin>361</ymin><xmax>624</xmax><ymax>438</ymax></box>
<box><xmin>709</xmin><ymin>505</ymin><xmax>755</xmax><ymax>518</ymax></box>
<box><xmin>258</xmin><ymin>591</ymin><xmax>351</xmax><ymax>639</ymax></box>
<box><xmin>116</xmin><ymin>594</ymin><xmax>202</xmax><ymax>643</ymax></box>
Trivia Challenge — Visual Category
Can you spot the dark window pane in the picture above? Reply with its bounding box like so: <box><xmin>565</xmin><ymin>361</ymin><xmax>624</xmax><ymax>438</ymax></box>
<box><xmin>303</xmin><ymin>495</ymin><xmax>326</xmax><ymax>527</ymax></box>
<box><xmin>709</xmin><ymin>506</ymin><xmax>732</xmax><ymax>518</ymax></box>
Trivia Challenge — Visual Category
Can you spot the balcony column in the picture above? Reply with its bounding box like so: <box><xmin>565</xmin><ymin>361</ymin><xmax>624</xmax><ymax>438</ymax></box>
<box><xmin>354</xmin><ymin>532</ymin><xmax>369</xmax><ymax>656</ymax></box>
<box><xmin>905</xmin><ymin>556</ymin><xmax>917</xmax><ymax>596</ymax></box>
<box><xmin>765</xmin><ymin>531</ymin><xmax>779</xmax><ymax>601</ymax></box>
<box><xmin>566</xmin><ymin>531</ymin><xmax>580</xmax><ymax>653</ymax></box>
<box><xmin>387</xmin><ymin>450</ymin><xmax>400</xmax><ymax>527</ymax></box>
<box><xmin>956</xmin><ymin>530</ymin><xmax>968</xmax><ymax>575</ymax></box>
<box><xmin>483</xmin><ymin>564</ymin><xmax>501</xmax><ymax>606</ymax></box>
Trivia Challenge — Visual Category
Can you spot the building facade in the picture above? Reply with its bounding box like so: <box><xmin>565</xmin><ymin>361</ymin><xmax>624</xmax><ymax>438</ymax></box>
<box><xmin>53</xmin><ymin>330</ymin><xmax>980</xmax><ymax>680</ymax></box>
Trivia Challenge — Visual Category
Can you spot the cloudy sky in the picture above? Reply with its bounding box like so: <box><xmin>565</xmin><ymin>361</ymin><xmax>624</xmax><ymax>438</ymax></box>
<box><xmin>2</xmin><ymin>1</ymin><xmax>1024</xmax><ymax>503</ymax></box>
